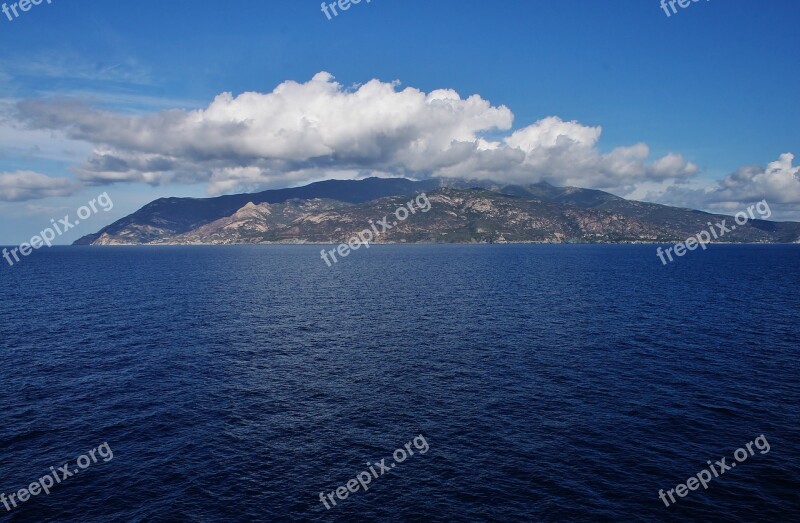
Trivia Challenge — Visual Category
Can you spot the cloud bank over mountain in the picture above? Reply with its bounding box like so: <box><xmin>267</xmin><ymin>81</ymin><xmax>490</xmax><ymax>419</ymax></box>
<box><xmin>14</xmin><ymin>72</ymin><xmax>693</xmax><ymax>190</ymax></box>
<box><xmin>643</xmin><ymin>153</ymin><xmax>800</xmax><ymax>218</ymax></box>
<box><xmin>8</xmin><ymin>72</ymin><xmax>799</xmax><ymax>218</ymax></box>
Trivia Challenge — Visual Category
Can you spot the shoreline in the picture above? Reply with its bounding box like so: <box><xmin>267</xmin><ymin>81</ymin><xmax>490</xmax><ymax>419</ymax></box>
<box><xmin>64</xmin><ymin>241</ymin><xmax>800</xmax><ymax>247</ymax></box>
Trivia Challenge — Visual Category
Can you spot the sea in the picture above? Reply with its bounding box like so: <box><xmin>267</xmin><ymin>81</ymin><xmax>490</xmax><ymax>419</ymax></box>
<box><xmin>0</xmin><ymin>244</ymin><xmax>798</xmax><ymax>522</ymax></box>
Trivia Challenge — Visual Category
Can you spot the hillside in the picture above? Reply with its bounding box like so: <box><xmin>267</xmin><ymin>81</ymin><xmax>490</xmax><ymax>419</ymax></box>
<box><xmin>76</xmin><ymin>178</ymin><xmax>800</xmax><ymax>245</ymax></box>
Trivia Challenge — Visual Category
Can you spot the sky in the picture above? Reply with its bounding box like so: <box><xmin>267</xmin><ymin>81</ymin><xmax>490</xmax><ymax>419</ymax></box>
<box><xmin>0</xmin><ymin>0</ymin><xmax>798</xmax><ymax>244</ymax></box>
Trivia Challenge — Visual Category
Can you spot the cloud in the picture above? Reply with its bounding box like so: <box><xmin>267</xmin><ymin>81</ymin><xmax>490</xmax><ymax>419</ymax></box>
<box><xmin>640</xmin><ymin>153</ymin><xmax>800</xmax><ymax>220</ymax></box>
<box><xmin>0</xmin><ymin>171</ymin><xmax>78</xmax><ymax>202</ymax></box>
<box><xmin>714</xmin><ymin>153</ymin><xmax>800</xmax><ymax>204</ymax></box>
<box><xmin>0</xmin><ymin>98</ymin><xmax>95</xmax><ymax>166</ymax></box>
<box><xmin>500</xmin><ymin>117</ymin><xmax>696</xmax><ymax>189</ymax></box>
<box><xmin>15</xmin><ymin>72</ymin><xmax>699</xmax><ymax>195</ymax></box>
<box><xmin>1</xmin><ymin>53</ymin><xmax>153</xmax><ymax>88</ymax></box>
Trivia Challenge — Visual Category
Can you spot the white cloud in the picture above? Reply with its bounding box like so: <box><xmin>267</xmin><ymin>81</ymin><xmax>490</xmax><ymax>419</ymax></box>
<box><xmin>640</xmin><ymin>153</ymin><xmax>800</xmax><ymax>220</ymax></box>
<box><xmin>0</xmin><ymin>171</ymin><xmax>78</xmax><ymax>202</ymax></box>
<box><xmin>506</xmin><ymin>116</ymin><xmax>602</xmax><ymax>150</ymax></box>
<box><xmin>0</xmin><ymin>53</ymin><xmax>153</xmax><ymax>88</ymax></box>
<box><xmin>15</xmin><ymin>72</ymin><xmax>701</xmax><ymax>196</ymax></box>
<box><xmin>715</xmin><ymin>153</ymin><xmax>800</xmax><ymax>204</ymax></box>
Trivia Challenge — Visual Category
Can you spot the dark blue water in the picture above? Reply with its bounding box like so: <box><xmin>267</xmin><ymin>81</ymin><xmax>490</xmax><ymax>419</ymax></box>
<box><xmin>1</xmin><ymin>245</ymin><xmax>798</xmax><ymax>522</ymax></box>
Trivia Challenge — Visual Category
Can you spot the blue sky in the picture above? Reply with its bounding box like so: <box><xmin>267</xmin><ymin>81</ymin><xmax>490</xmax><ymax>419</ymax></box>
<box><xmin>0</xmin><ymin>0</ymin><xmax>798</xmax><ymax>244</ymax></box>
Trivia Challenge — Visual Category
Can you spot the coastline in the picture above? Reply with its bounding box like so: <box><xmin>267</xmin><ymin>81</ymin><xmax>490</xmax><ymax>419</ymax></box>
<box><xmin>69</xmin><ymin>240</ymin><xmax>800</xmax><ymax>247</ymax></box>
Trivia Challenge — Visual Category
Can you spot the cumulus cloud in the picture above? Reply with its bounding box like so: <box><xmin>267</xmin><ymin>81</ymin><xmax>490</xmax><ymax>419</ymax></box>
<box><xmin>0</xmin><ymin>171</ymin><xmax>78</xmax><ymax>202</ymax></box>
<box><xmin>715</xmin><ymin>153</ymin><xmax>800</xmax><ymax>204</ymax></box>
<box><xmin>641</xmin><ymin>153</ymin><xmax>800</xmax><ymax>220</ymax></box>
<box><xmin>15</xmin><ymin>72</ymin><xmax>699</xmax><ymax>195</ymax></box>
<box><xmin>500</xmin><ymin>118</ymin><xmax>697</xmax><ymax>189</ymax></box>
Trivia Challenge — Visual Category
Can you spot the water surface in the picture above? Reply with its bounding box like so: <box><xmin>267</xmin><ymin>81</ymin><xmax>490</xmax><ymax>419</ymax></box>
<box><xmin>0</xmin><ymin>245</ymin><xmax>798</xmax><ymax>522</ymax></box>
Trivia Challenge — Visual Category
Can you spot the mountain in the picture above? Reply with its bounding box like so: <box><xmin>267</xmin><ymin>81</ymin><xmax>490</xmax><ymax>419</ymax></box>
<box><xmin>75</xmin><ymin>177</ymin><xmax>800</xmax><ymax>245</ymax></box>
<box><xmin>73</xmin><ymin>177</ymin><xmax>440</xmax><ymax>245</ymax></box>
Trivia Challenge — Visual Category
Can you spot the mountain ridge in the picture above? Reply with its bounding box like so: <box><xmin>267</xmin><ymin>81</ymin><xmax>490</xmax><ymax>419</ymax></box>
<box><xmin>75</xmin><ymin>177</ymin><xmax>800</xmax><ymax>245</ymax></box>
